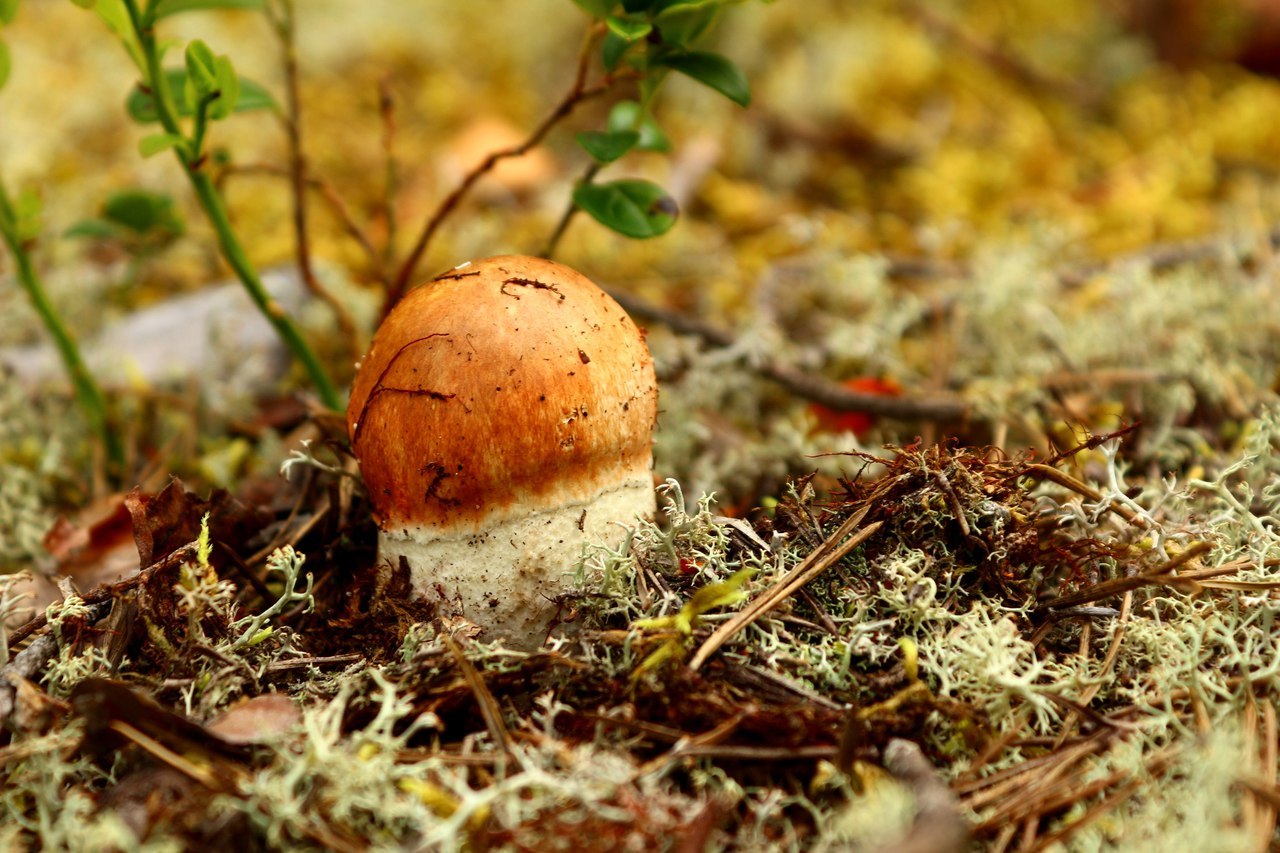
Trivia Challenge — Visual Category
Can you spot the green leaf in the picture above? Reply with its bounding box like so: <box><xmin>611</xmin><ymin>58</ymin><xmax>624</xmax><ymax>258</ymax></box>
<box><xmin>573</xmin><ymin>179</ymin><xmax>677</xmax><ymax>239</ymax></box>
<box><xmin>0</xmin><ymin>41</ymin><xmax>9</xmax><ymax>93</ymax></box>
<box><xmin>210</xmin><ymin>55</ymin><xmax>240</xmax><ymax>119</ymax></box>
<box><xmin>138</xmin><ymin>132</ymin><xmax>187</xmax><ymax>158</ymax></box>
<box><xmin>605</xmin><ymin>15</ymin><xmax>651</xmax><ymax>42</ymax></box>
<box><xmin>654</xmin><ymin>2</ymin><xmax>719</xmax><ymax>47</ymax></box>
<box><xmin>575</xmin><ymin>130</ymin><xmax>639</xmax><ymax>164</ymax></box>
<box><xmin>184</xmin><ymin>39</ymin><xmax>218</xmax><ymax>98</ymax></box>
<box><xmin>127</xmin><ymin>68</ymin><xmax>275</xmax><ymax>122</ymax></box>
<box><xmin>607</xmin><ymin>100</ymin><xmax>670</xmax><ymax>151</ymax></box>
<box><xmin>655</xmin><ymin>50</ymin><xmax>750</xmax><ymax>107</ymax></box>
<box><xmin>153</xmin><ymin>0</ymin><xmax>264</xmax><ymax>19</ymax></box>
<box><xmin>101</xmin><ymin>188</ymin><xmax>184</xmax><ymax>237</ymax></box>
<box><xmin>570</xmin><ymin>0</ymin><xmax>611</xmax><ymax>17</ymax></box>
<box><xmin>0</xmin><ymin>0</ymin><xmax>18</xmax><ymax>25</ymax></box>
<box><xmin>69</xmin><ymin>0</ymin><xmax>96</xmax><ymax>7</ymax></box>
<box><xmin>601</xmin><ymin>31</ymin><xmax>631</xmax><ymax>72</ymax></box>
<box><xmin>65</xmin><ymin>218</ymin><xmax>123</xmax><ymax>240</ymax></box>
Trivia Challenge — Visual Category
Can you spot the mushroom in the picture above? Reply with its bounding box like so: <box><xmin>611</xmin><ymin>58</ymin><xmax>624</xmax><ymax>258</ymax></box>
<box><xmin>347</xmin><ymin>255</ymin><xmax>658</xmax><ymax>649</ymax></box>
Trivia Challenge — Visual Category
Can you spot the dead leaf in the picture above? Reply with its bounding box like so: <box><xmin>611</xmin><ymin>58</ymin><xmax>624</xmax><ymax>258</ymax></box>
<box><xmin>124</xmin><ymin>479</ymin><xmax>270</xmax><ymax>567</ymax></box>
<box><xmin>207</xmin><ymin>693</ymin><xmax>300</xmax><ymax>745</ymax></box>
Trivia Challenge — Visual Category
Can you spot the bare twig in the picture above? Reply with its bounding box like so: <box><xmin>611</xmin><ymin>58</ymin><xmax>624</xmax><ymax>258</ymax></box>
<box><xmin>385</xmin><ymin>23</ymin><xmax>623</xmax><ymax>315</ymax></box>
<box><xmin>1035</xmin><ymin>541</ymin><xmax>1214</xmax><ymax>611</ymax></box>
<box><xmin>442</xmin><ymin>634</ymin><xmax>519</xmax><ymax>767</ymax></box>
<box><xmin>6</xmin><ymin>544</ymin><xmax>196</xmax><ymax>651</ymax></box>
<box><xmin>226</xmin><ymin>163</ymin><xmax>386</xmax><ymax>283</ymax></box>
<box><xmin>266</xmin><ymin>0</ymin><xmax>361</xmax><ymax>360</ymax></box>
<box><xmin>606</xmin><ymin>288</ymin><xmax>970</xmax><ymax>422</ymax></box>
<box><xmin>540</xmin><ymin>161</ymin><xmax>600</xmax><ymax>259</ymax></box>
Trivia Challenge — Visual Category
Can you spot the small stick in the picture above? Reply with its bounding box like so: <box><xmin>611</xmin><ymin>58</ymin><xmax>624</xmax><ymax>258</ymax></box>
<box><xmin>442</xmin><ymin>634</ymin><xmax>519</xmax><ymax>767</ymax></box>
<box><xmin>607</xmin><ymin>288</ymin><xmax>970</xmax><ymax>422</ymax></box>
<box><xmin>225</xmin><ymin>163</ymin><xmax>387</xmax><ymax>283</ymax></box>
<box><xmin>267</xmin><ymin>0</ymin><xmax>361</xmax><ymax>360</ymax></box>
<box><xmin>688</xmin><ymin>508</ymin><xmax>881</xmax><ymax>671</ymax></box>
<box><xmin>6</xmin><ymin>544</ymin><xmax>196</xmax><ymax>650</ymax></box>
<box><xmin>1036</xmin><ymin>541</ymin><xmax>1213</xmax><ymax>611</ymax></box>
<box><xmin>386</xmin><ymin>24</ymin><xmax>627</xmax><ymax>314</ymax></box>
<box><xmin>540</xmin><ymin>161</ymin><xmax>600</xmax><ymax>259</ymax></box>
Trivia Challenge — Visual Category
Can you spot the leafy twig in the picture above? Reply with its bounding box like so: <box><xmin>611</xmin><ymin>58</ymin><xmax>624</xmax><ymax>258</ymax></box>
<box><xmin>113</xmin><ymin>0</ymin><xmax>342</xmax><ymax>410</ymax></box>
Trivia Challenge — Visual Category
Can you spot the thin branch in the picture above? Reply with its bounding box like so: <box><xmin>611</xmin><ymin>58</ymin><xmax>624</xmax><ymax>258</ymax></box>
<box><xmin>385</xmin><ymin>23</ymin><xmax>620</xmax><ymax>316</ymax></box>
<box><xmin>539</xmin><ymin>161</ymin><xmax>599</xmax><ymax>259</ymax></box>
<box><xmin>606</xmin><ymin>288</ymin><xmax>971</xmax><ymax>422</ymax></box>
<box><xmin>267</xmin><ymin>0</ymin><xmax>360</xmax><ymax>359</ymax></box>
<box><xmin>6</xmin><ymin>543</ymin><xmax>196</xmax><ymax>651</ymax></box>
<box><xmin>1034</xmin><ymin>541</ymin><xmax>1215</xmax><ymax>611</ymax></box>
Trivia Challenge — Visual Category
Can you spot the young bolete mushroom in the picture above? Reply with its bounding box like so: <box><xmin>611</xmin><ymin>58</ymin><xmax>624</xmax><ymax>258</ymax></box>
<box><xmin>347</xmin><ymin>256</ymin><xmax>658</xmax><ymax>649</ymax></box>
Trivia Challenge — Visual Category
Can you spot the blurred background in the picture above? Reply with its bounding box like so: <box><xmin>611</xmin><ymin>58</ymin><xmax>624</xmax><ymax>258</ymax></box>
<box><xmin>4</xmin><ymin>0</ymin><xmax>1280</xmax><ymax>518</ymax></box>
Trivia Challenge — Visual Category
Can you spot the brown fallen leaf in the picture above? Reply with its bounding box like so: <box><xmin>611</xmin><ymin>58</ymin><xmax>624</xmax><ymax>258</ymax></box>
<box><xmin>125</xmin><ymin>479</ymin><xmax>271</xmax><ymax>567</ymax></box>
<box><xmin>206</xmin><ymin>693</ymin><xmax>301</xmax><ymax>745</ymax></box>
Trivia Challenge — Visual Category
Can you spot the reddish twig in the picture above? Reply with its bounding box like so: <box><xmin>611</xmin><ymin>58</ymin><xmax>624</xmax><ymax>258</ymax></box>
<box><xmin>384</xmin><ymin>23</ymin><xmax>623</xmax><ymax>316</ymax></box>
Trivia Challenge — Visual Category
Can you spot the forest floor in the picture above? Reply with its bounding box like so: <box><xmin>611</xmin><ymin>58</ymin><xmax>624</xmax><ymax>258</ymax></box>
<box><xmin>5</xmin><ymin>1</ymin><xmax>1280</xmax><ymax>850</ymax></box>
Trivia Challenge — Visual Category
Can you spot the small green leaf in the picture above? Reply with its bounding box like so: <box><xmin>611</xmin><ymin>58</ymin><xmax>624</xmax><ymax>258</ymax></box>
<box><xmin>601</xmin><ymin>31</ymin><xmax>631</xmax><ymax>72</ymax></box>
<box><xmin>184</xmin><ymin>39</ymin><xmax>218</xmax><ymax>97</ymax></box>
<box><xmin>127</xmin><ymin>68</ymin><xmax>276</xmax><ymax>122</ymax></box>
<box><xmin>210</xmin><ymin>55</ymin><xmax>240</xmax><ymax>119</ymax></box>
<box><xmin>655</xmin><ymin>50</ymin><xmax>750</xmax><ymax>107</ymax></box>
<box><xmin>0</xmin><ymin>0</ymin><xmax>18</xmax><ymax>25</ymax></box>
<box><xmin>0</xmin><ymin>41</ymin><xmax>9</xmax><ymax>92</ymax></box>
<box><xmin>65</xmin><ymin>218</ymin><xmax>123</xmax><ymax>240</ymax></box>
<box><xmin>138</xmin><ymin>132</ymin><xmax>187</xmax><ymax>158</ymax></box>
<box><xmin>575</xmin><ymin>129</ymin><xmax>639</xmax><ymax>164</ymax></box>
<box><xmin>607</xmin><ymin>100</ymin><xmax>670</xmax><ymax>151</ymax></box>
<box><xmin>654</xmin><ymin>2</ymin><xmax>719</xmax><ymax>47</ymax></box>
<box><xmin>90</xmin><ymin>1</ymin><xmax>134</xmax><ymax>48</ymax></box>
<box><xmin>573</xmin><ymin>179</ymin><xmax>677</xmax><ymax>239</ymax></box>
<box><xmin>102</xmin><ymin>188</ymin><xmax>184</xmax><ymax>237</ymax></box>
<box><xmin>605</xmin><ymin>14</ymin><xmax>651</xmax><ymax>42</ymax></box>
<box><xmin>570</xmin><ymin>0</ymin><xmax>611</xmax><ymax>17</ymax></box>
<box><xmin>153</xmin><ymin>0</ymin><xmax>264</xmax><ymax>18</ymax></box>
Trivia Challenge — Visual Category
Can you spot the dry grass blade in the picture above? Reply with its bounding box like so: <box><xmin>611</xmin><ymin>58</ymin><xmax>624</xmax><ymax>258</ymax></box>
<box><xmin>1023</xmin><ymin>463</ymin><xmax>1148</xmax><ymax>526</ymax></box>
<box><xmin>1054</xmin><ymin>591</ymin><xmax>1133</xmax><ymax>747</ymax></box>
<box><xmin>107</xmin><ymin>720</ymin><xmax>232</xmax><ymax>792</ymax></box>
<box><xmin>688</xmin><ymin>508</ymin><xmax>881</xmax><ymax>671</ymax></box>
<box><xmin>442</xmin><ymin>633</ymin><xmax>518</xmax><ymax>767</ymax></box>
